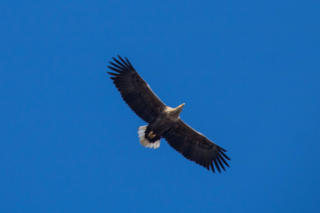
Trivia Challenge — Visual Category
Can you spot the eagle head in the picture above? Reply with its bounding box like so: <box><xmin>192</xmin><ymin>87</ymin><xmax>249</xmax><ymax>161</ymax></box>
<box><xmin>166</xmin><ymin>103</ymin><xmax>185</xmax><ymax>119</ymax></box>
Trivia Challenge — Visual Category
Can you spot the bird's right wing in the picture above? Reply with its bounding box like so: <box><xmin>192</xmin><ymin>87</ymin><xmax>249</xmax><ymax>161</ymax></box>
<box><xmin>163</xmin><ymin>120</ymin><xmax>230</xmax><ymax>173</ymax></box>
<box><xmin>108</xmin><ymin>56</ymin><xmax>166</xmax><ymax>123</ymax></box>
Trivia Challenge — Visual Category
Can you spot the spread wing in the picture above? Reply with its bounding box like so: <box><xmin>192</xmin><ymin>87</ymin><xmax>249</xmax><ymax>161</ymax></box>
<box><xmin>108</xmin><ymin>56</ymin><xmax>166</xmax><ymax>123</ymax></box>
<box><xmin>163</xmin><ymin>120</ymin><xmax>230</xmax><ymax>173</ymax></box>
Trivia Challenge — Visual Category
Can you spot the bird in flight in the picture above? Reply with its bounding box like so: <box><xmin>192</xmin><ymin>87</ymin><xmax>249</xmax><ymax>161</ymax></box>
<box><xmin>107</xmin><ymin>56</ymin><xmax>230</xmax><ymax>173</ymax></box>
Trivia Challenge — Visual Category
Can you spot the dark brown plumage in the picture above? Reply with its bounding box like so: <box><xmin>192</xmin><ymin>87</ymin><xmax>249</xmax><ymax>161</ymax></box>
<box><xmin>108</xmin><ymin>56</ymin><xmax>230</xmax><ymax>173</ymax></box>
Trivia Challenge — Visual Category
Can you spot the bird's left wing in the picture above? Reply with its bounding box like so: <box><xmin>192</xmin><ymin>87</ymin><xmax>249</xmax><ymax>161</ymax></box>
<box><xmin>108</xmin><ymin>56</ymin><xmax>166</xmax><ymax>123</ymax></box>
<box><xmin>163</xmin><ymin>120</ymin><xmax>230</xmax><ymax>173</ymax></box>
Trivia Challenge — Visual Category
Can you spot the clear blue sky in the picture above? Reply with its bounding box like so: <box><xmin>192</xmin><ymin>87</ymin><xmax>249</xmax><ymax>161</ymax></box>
<box><xmin>1</xmin><ymin>0</ymin><xmax>319</xmax><ymax>212</ymax></box>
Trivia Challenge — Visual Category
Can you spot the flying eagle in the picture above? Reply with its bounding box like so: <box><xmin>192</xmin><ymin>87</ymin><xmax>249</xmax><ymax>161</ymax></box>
<box><xmin>107</xmin><ymin>56</ymin><xmax>230</xmax><ymax>173</ymax></box>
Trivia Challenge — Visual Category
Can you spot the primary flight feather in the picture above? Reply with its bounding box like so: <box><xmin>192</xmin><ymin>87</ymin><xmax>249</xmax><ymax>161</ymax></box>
<box><xmin>107</xmin><ymin>56</ymin><xmax>230</xmax><ymax>173</ymax></box>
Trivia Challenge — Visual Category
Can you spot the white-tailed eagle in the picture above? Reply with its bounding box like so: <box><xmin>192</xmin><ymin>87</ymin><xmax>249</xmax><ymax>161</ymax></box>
<box><xmin>107</xmin><ymin>56</ymin><xmax>230</xmax><ymax>173</ymax></box>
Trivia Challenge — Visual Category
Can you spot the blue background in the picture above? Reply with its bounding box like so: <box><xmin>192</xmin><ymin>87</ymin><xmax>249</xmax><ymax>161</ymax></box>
<box><xmin>1</xmin><ymin>0</ymin><xmax>320</xmax><ymax>212</ymax></box>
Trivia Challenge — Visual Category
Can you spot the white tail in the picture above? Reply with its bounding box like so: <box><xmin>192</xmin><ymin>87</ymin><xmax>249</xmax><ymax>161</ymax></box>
<box><xmin>138</xmin><ymin>125</ymin><xmax>160</xmax><ymax>149</ymax></box>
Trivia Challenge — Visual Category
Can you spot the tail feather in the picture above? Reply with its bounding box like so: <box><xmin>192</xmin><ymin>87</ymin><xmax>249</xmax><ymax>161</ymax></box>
<box><xmin>138</xmin><ymin>125</ymin><xmax>160</xmax><ymax>149</ymax></box>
